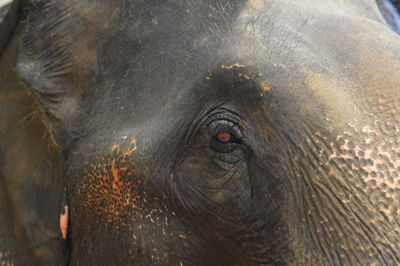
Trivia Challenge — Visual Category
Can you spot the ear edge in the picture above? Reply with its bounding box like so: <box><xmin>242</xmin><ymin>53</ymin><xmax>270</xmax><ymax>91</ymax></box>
<box><xmin>0</xmin><ymin>0</ymin><xmax>20</xmax><ymax>54</ymax></box>
<box><xmin>17</xmin><ymin>57</ymin><xmax>84</xmax><ymax>149</ymax></box>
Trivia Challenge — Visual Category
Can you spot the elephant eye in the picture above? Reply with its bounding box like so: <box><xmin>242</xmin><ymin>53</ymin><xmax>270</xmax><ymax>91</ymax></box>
<box><xmin>216</xmin><ymin>131</ymin><xmax>232</xmax><ymax>143</ymax></box>
<box><xmin>208</xmin><ymin>120</ymin><xmax>243</xmax><ymax>153</ymax></box>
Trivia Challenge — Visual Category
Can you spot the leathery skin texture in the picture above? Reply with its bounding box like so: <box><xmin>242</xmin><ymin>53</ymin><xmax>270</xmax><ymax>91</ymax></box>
<box><xmin>0</xmin><ymin>0</ymin><xmax>399</xmax><ymax>265</ymax></box>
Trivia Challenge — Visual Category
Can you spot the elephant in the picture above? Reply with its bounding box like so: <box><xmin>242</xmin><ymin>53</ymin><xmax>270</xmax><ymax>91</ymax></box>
<box><xmin>1</xmin><ymin>0</ymin><xmax>400</xmax><ymax>265</ymax></box>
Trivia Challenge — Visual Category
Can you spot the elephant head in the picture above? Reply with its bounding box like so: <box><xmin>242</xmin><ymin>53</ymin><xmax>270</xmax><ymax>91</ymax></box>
<box><xmin>1</xmin><ymin>0</ymin><xmax>399</xmax><ymax>264</ymax></box>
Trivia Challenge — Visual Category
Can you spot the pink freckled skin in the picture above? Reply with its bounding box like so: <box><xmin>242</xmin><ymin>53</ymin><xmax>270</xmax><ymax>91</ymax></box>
<box><xmin>60</xmin><ymin>205</ymin><xmax>69</xmax><ymax>239</ymax></box>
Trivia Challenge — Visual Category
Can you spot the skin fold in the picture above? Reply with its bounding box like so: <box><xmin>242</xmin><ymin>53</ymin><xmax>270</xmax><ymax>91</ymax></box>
<box><xmin>0</xmin><ymin>0</ymin><xmax>400</xmax><ymax>265</ymax></box>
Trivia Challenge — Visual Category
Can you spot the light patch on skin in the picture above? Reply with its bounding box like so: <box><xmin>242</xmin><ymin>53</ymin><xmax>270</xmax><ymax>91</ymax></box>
<box><xmin>220</xmin><ymin>63</ymin><xmax>246</xmax><ymax>69</ymax></box>
<box><xmin>0</xmin><ymin>0</ymin><xmax>11</xmax><ymax>8</ymax></box>
<box><xmin>329</xmin><ymin>139</ymin><xmax>400</xmax><ymax>190</ymax></box>
<box><xmin>259</xmin><ymin>81</ymin><xmax>271</xmax><ymax>91</ymax></box>
<box><xmin>334</xmin><ymin>0</ymin><xmax>384</xmax><ymax>22</ymax></box>
<box><xmin>111</xmin><ymin>137</ymin><xmax>137</xmax><ymax>155</ymax></box>
<box><xmin>342</xmin><ymin>25</ymin><xmax>400</xmax><ymax>118</ymax></box>
<box><xmin>324</xmin><ymin>123</ymin><xmax>398</xmax><ymax>240</ymax></box>
<box><xmin>238</xmin><ymin>73</ymin><xmax>251</xmax><ymax>80</ymax></box>
<box><xmin>247</xmin><ymin>0</ymin><xmax>267</xmax><ymax>10</ymax></box>
<box><xmin>304</xmin><ymin>70</ymin><xmax>361</xmax><ymax>127</ymax></box>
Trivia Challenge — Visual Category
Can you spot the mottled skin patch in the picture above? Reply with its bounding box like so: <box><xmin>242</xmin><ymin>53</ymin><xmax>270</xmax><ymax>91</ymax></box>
<box><xmin>69</xmin><ymin>138</ymin><xmax>209</xmax><ymax>265</ymax></box>
<box><xmin>286</xmin><ymin>122</ymin><xmax>400</xmax><ymax>264</ymax></box>
<box><xmin>76</xmin><ymin>138</ymin><xmax>142</xmax><ymax>224</ymax></box>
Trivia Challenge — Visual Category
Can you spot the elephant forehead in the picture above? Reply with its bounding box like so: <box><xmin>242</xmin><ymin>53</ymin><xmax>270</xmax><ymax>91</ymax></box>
<box><xmin>19</xmin><ymin>0</ymin><xmax>400</xmax><ymax>141</ymax></box>
<box><xmin>18</xmin><ymin>0</ymin><xmax>390</xmax><ymax>90</ymax></box>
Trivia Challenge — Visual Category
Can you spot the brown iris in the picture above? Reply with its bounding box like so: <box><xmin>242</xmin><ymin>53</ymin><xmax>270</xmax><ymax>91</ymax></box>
<box><xmin>216</xmin><ymin>132</ymin><xmax>232</xmax><ymax>143</ymax></box>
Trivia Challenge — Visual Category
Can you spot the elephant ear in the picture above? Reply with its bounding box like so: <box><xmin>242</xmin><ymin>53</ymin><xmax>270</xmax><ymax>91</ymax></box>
<box><xmin>17</xmin><ymin>0</ymin><xmax>86</xmax><ymax>147</ymax></box>
<box><xmin>0</xmin><ymin>0</ymin><xmax>18</xmax><ymax>54</ymax></box>
<box><xmin>0</xmin><ymin>0</ymin><xmax>66</xmax><ymax>265</ymax></box>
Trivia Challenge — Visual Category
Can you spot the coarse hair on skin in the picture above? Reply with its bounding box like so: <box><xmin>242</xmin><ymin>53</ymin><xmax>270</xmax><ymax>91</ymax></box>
<box><xmin>17</xmin><ymin>0</ymin><xmax>86</xmax><ymax>147</ymax></box>
<box><xmin>18</xmin><ymin>0</ymin><xmax>75</xmax><ymax>105</ymax></box>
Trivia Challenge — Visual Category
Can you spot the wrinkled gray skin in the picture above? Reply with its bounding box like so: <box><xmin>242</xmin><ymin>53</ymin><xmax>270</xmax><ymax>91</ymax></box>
<box><xmin>1</xmin><ymin>0</ymin><xmax>400</xmax><ymax>265</ymax></box>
